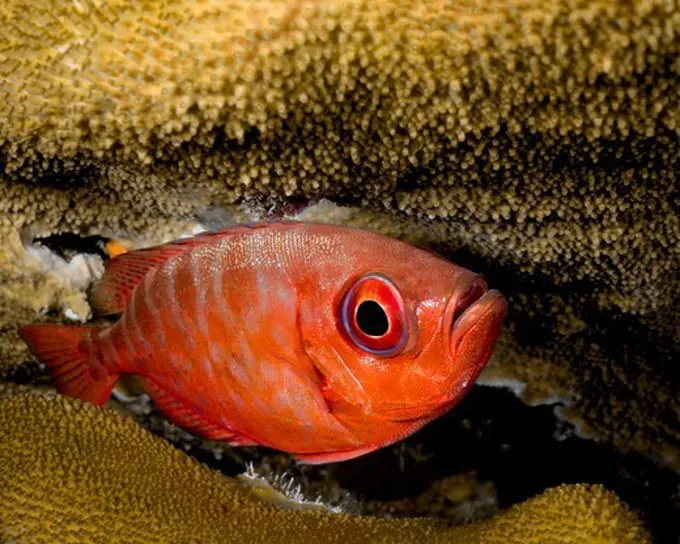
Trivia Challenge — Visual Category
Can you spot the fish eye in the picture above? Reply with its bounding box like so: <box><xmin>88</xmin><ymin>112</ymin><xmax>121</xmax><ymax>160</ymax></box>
<box><xmin>339</xmin><ymin>274</ymin><xmax>408</xmax><ymax>357</ymax></box>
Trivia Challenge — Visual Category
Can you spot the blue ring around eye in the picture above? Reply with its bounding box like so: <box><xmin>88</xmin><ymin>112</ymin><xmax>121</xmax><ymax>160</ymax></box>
<box><xmin>339</xmin><ymin>274</ymin><xmax>409</xmax><ymax>358</ymax></box>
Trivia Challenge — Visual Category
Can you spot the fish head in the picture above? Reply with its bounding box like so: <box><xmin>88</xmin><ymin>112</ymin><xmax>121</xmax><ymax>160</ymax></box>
<box><xmin>297</xmin><ymin>227</ymin><xmax>508</xmax><ymax>436</ymax></box>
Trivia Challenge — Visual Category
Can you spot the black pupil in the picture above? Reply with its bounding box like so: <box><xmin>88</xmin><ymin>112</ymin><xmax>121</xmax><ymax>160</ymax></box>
<box><xmin>356</xmin><ymin>300</ymin><xmax>389</xmax><ymax>337</ymax></box>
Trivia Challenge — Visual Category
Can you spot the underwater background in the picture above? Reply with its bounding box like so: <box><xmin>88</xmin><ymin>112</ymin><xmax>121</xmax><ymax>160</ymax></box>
<box><xmin>0</xmin><ymin>0</ymin><xmax>678</xmax><ymax>542</ymax></box>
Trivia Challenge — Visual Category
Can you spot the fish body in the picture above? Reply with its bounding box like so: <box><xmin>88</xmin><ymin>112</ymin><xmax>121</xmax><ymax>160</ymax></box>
<box><xmin>20</xmin><ymin>221</ymin><xmax>507</xmax><ymax>463</ymax></box>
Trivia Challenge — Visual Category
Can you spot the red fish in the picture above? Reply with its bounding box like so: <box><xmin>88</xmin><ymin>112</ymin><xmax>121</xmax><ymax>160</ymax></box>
<box><xmin>19</xmin><ymin>221</ymin><xmax>507</xmax><ymax>464</ymax></box>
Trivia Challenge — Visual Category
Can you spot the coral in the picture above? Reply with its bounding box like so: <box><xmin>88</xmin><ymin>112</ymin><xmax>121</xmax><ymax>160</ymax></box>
<box><xmin>451</xmin><ymin>482</ymin><xmax>651</xmax><ymax>544</ymax></box>
<box><xmin>0</xmin><ymin>390</ymin><xmax>650</xmax><ymax>544</ymax></box>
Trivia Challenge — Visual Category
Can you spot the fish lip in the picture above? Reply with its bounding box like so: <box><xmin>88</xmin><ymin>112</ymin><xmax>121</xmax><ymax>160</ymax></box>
<box><xmin>453</xmin><ymin>275</ymin><xmax>489</xmax><ymax>322</ymax></box>
<box><xmin>443</xmin><ymin>274</ymin><xmax>488</xmax><ymax>339</ymax></box>
<box><xmin>449</xmin><ymin>289</ymin><xmax>508</xmax><ymax>359</ymax></box>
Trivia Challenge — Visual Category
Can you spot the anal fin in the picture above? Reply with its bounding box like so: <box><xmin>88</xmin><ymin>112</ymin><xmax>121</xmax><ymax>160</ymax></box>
<box><xmin>293</xmin><ymin>445</ymin><xmax>378</xmax><ymax>465</ymax></box>
<box><xmin>226</xmin><ymin>436</ymin><xmax>259</xmax><ymax>447</ymax></box>
<box><xmin>142</xmin><ymin>378</ymin><xmax>249</xmax><ymax>443</ymax></box>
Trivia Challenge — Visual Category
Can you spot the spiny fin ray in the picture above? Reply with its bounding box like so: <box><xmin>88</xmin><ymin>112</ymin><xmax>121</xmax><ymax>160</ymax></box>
<box><xmin>90</xmin><ymin>221</ymin><xmax>304</xmax><ymax>316</ymax></box>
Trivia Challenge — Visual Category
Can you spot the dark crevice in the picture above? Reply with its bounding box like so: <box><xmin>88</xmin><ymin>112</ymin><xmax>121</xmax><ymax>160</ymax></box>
<box><xmin>155</xmin><ymin>385</ymin><xmax>679</xmax><ymax>544</ymax></box>
<box><xmin>31</xmin><ymin>233</ymin><xmax>112</xmax><ymax>261</ymax></box>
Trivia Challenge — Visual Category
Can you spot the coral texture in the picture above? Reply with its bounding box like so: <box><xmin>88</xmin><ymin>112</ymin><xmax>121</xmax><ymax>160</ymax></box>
<box><xmin>0</xmin><ymin>390</ymin><xmax>649</xmax><ymax>544</ymax></box>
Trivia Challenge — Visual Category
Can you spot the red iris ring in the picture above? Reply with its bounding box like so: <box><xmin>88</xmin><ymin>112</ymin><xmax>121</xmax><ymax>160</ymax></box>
<box><xmin>340</xmin><ymin>274</ymin><xmax>408</xmax><ymax>357</ymax></box>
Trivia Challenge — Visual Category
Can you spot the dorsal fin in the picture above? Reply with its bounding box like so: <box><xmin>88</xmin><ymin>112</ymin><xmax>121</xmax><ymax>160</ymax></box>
<box><xmin>90</xmin><ymin>220</ymin><xmax>304</xmax><ymax>316</ymax></box>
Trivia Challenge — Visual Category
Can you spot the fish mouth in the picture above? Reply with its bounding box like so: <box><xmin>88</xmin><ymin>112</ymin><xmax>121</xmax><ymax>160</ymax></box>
<box><xmin>446</xmin><ymin>275</ymin><xmax>508</xmax><ymax>361</ymax></box>
<box><xmin>450</xmin><ymin>275</ymin><xmax>489</xmax><ymax>323</ymax></box>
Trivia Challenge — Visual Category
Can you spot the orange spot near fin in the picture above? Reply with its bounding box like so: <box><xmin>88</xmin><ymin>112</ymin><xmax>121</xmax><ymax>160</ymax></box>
<box><xmin>18</xmin><ymin>323</ymin><xmax>117</xmax><ymax>406</ymax></box>
<box><xmin>105</xmin><ymin>239</ymin><xmax>129</xmax><ymax>258</ymax></box>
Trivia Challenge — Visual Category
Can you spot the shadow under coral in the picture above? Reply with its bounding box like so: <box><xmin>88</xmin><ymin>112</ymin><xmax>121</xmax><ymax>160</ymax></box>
<box><xmin>101</xmin><ymin>379</ymin><xmax>679</xmax><ymax>544</ymax></box>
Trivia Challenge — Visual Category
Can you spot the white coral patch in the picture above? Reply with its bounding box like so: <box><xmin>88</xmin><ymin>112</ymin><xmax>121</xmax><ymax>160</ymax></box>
<box><xmin>24</xmin><ymin>244</ymin><xmax>105</xmax><ymax>292</ymax></box>
<box><xmin>179</xmin><ymin>223</ymin><xmax>208</xmax><ymax>238</ymax></box>
<box><xmin>63</xmin><ymin>307</ymin><xmax>82</xmax><ymax>321</ymax></box>
<box><xmin>530</xmin><ymin>394</ymin><xmax>574</xmax><ymax>408</ymax></box>
<box><xmin>478</xmin><ymin>376</ymin><xmax>575</xmax><ymax>408</ymax></box>
<box><xmin>239</xmin><ymin>463</ymin><xmax>345</xmax><ymax>514</ymax></box>
<box><xmin>22</xmin><ymin>243</ymin><xmax>105</xmax><ymax>321</ymax></box>
<box><xmin>295</xmin><ymin>198</ymin><xmax>358</xmax><ymax>222</ymax></box>
<box><xmin>476</xmin><ymin>376</ymin><xmax>528</xmax><ymax>397</ymax></box>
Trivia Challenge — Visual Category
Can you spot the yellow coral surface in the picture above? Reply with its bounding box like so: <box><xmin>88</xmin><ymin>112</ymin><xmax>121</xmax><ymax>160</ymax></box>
<box><xmin>0</xmin><ymin>391</ymin><xmax>650</xmax><ymax>544</ymax></box>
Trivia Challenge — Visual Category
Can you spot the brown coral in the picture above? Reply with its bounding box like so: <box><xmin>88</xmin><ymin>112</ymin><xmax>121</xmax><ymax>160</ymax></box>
<box><xmin>0</xmin><ymin>390</ymin><xmax>650</xmax><ymax>543</ymax></box>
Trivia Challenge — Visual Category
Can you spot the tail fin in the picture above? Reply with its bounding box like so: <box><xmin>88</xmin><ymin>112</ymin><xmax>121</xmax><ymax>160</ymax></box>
<box><xmin>18</xmin><ymin>324</ymin><xmax>119</xmax><ymax>406</ymax></box>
